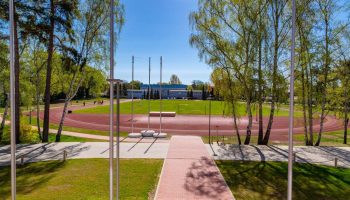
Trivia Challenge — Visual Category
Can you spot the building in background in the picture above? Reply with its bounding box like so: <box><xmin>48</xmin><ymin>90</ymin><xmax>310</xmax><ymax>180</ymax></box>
<box><xmin>127</xmin><ymin>84</ymin><xmax>203</xmax><ymax>99</ymax></box>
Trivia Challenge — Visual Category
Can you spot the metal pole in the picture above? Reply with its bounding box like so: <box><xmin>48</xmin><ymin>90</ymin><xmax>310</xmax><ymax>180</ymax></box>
<box><xmin>109</xmin><ymin>0</ymin><xmax>115</xmax><ymax>199</ymax></box>
<box><xmin>287</xmin><ymin>0</ymin><xmax>296</xmax><ymax>199</ymax></box>
<box><xmin>116</xmin><ymin>82</ymin><xmax>120</xmax><ymax>200</ymax></box>
<box><xmin>148</xmin><ymin>57</ymin><xmax>151</xmax><ymax>129</ymax></box>
<box><xmin>160</xmin><ymin>56</ymin><xmax>162</xmax><ymax>134</ymax></box>
<box><xmin>131</xmin><ymin>56</ymin><xmax>134</xmax><ymax>133</ymax></box>
<box><xmin>9</xmin><ymin>0</ymin><xmax>16</xmax><ymax>199</ymax></box>
<box><xmin>209</xmin><ymin>95</ymin><xmax>211</xmax><ymax>144</ymax></box>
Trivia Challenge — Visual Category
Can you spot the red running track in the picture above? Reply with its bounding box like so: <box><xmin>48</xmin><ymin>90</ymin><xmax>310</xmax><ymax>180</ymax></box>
<box><xmin>39</xmin><ymin>105</ymin><xmax>346</xmax><ymax>141</ymax></box>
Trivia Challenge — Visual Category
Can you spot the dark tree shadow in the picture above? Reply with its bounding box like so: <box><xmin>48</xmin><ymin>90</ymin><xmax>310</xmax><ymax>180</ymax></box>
<box><xmin>0</xmin><ymin>160</ymin><xmax>66</xmax><ymax>198</ymax></box>
<box><xmin>184</xmin><ymin>156</ymin><xmax>232</xmax><ymax>199</ymax></box>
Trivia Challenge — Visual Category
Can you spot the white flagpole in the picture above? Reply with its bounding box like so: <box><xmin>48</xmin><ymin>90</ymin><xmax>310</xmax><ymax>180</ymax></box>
<box><xmin>287</xmin><ymin>0</ymin><xmax>296</xmax><ymax>199</ymax></box>
<box><xmin>116</xmin><ymin>81</ymin><xmax>120</xmax><ymax>200</ymax></box>
<box><xmin>160</xmin><ymin>56</ymin><xmax>162</xmax><ymax>134</ymax></box>
<box><xmin>109</xmin><ymin>0</ymin><xmax>115</xmax><ymax>199</ymax></box>
<box><xmin>9</xmin><ymin>0</ymin><xmax>16</xmax><ymax>199</ymax></box>
<box><xmin>148</xmin><ymin>57</ymin><xmax>151</xmax><ymax>129</ymax></box>
<box><xmin>131</xmin><ymin>56</ymin><xmax>134</xmax><ymax>133</ymax></box>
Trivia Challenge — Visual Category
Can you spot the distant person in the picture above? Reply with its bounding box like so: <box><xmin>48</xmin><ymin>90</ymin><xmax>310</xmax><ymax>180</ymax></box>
<box><xmin>83</xmin><ymin>101</ymin><xmax>86</xmax><ymax>106</ymax></box>
<box><xmin>94</xmin><ymin>101</ymin><xmax>96</xmax><ymax>105</ymax></box>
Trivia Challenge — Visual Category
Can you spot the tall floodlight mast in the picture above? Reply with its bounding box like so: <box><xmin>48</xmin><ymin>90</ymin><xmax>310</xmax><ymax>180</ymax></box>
<box><xmin>287</xmin><ymin>0</ymin><xmax>296</xmax><ymax>199</ymax></box>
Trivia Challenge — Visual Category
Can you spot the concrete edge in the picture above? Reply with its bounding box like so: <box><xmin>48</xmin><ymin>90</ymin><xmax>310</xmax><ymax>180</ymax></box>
<box><xmin>153</xmin><ymin>137</ymin><xmax>172</xmax><ymax>200</ymax></box>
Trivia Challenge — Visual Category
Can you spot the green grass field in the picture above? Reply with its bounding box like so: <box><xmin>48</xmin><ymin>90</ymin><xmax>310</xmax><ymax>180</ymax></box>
<box><xmin>75</xmin><ymin>99</ymin><xmax>302</xmax><ymax>117</ymax></box>
<box><xmin>202</xmin><ymin>130</ymin><xmax>350</xmax><ymax>146</ymax></box>
<box><xmin>21</xmin><ymin>115</ymin><xmax>128</xmax><ymax>137</ymax></box>
<box><xmin>217</xmin><ymin>160</ymin><xmax>350</xmax><ymax>200</ymax></box>
<box><xmin>0</xmin><ymin>159</ymin><xmax>163</xmax><ymax>200</ymax></box>
<box><xmin>0</xmin><ymin>126</ymin><xmax>105</xmax><ymax>145</ymax></box>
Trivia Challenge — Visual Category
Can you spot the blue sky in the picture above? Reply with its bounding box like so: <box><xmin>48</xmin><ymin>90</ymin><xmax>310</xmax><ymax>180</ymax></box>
<box><xmin>115</xmin><ymin>0</ymin><xmax>211</xmax><ymax>85</ymax></box>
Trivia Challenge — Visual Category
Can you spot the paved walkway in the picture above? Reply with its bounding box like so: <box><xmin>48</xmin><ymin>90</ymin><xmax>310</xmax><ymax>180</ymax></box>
<box><xmin>0</xmin><ymin>142</ymin><xmax>169</xmax><ymax>166</ymax></box>
<box><xmin>208</xmin><ymin>144</ymin><xmax>350</xmax><ymax>168</ymax></box>
<box><xmin>155</xmin><ymin>136</ymin><xmax>235</xmax><ymax>200</ymax></box>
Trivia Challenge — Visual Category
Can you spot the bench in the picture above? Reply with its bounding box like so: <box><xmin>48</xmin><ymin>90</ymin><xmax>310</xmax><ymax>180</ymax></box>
<box><xmin>149</xmin><ymin>111</ymin><xmax>176</xmax><ymax>117</ymax></box>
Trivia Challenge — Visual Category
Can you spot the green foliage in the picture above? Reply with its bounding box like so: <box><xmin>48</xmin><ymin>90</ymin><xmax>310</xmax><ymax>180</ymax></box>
<box><xmin>19</xmin><ymin>121</ymin><xmax>38</xmax><ymax>143</ymax></box>
<box><xmin>169</xmin><ymin>74</ymin><xmax>182</xmax><ymax>84</ymax></box>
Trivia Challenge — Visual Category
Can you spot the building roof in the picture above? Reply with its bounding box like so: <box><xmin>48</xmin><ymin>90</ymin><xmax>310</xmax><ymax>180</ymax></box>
<box><xmin>140</xmin><ymin>84</ymin><xmax>187</xmax><ymax>90</ymax></box>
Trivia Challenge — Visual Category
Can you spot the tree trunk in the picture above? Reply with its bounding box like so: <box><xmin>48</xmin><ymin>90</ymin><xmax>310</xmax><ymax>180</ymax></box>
<box><xmin>56</xmin><ymin>71</ymin><xmax>85</xmax><ymax>142</ymax></box>
<box><xmin>225</xmin><ymin>69</ymin><xmax>241</xmax><ymax>145</ymax></box>
<box><xmin>257</xmin><ymin>32</ymin><xmax>264</xmax><ymax>145</ymax></box>
<box><xmin>244</xmin><ymin>99</ymin><xmax>253</xmax><ymax>145</ymax></box>
<box><xmin>307</xmin><ymin>69</ymin><xmax>313</xmax><ymax>145</ymax></box>
<box><xmin>36</xmin><ymin>71</ymin><xmax>42</xmax><ymax>140</ymax></box>
<box><xmin>262</xmin><ymin>0</ymin><xmax>280</xmax><ymax>145</ymax></box>
<box><xmin>299</xmin><ymin>31</ymin><xmax>310</xmax><ymax>145</ymax></box>
<box><xmin>301</xmin><ymin>65</ymin><xmax>309</xmax><ymax>145</ymax></box>
<box><xmin>344</xmin><ymin>112</ymin><xmax>348</xmax><ymax>144</ymax></box>
<box><xmin>43</xmin><ymin>0</ymin><xmax>55</xmax><ymax>142</ymax></box>
<box><xmin>0</xmin><ymin>94</ymin><xmax>9</xmax><ymax>142</ymax></box>
<box><xmin>344</xmin><ymin>84</ymin><xmax>349</xmax><ymax>144</ymax></box>
<box><xmin>315</xmin><ymin>14</ymin><xmax>330</xmax><ymax>146</ymax></box>
<box><xmin>56</xmin><ymin>99</ymin><xmax>69</xmax><ymax>142</ymax></box>
<box><xmin>13</xmin><ymin>4</ymin><xmax>20</xmax><ymax>144</ymax></box>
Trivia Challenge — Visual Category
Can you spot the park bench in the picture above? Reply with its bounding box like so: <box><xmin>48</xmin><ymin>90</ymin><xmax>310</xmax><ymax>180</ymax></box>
<box><xmin>149</xmin><ymin>111</ymin><xmax>176</xmax><ymax>117</ymax></box>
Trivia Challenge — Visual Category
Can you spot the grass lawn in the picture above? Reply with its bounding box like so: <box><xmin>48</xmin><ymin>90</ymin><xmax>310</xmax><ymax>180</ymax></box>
<box><xmin>22</xmin><ymin>115</ymin><xmax>128</xmax><ymax>137</ymax></box>
<box><xmin>75</xmin><ymin>100</ymin><xmax>303</xmax><ymax>117</ymax></box>
<box><xmin>47</xmin><ymin>134</ymin><xmax>105</xmax><ymax>142</ymax></box>
<box><xmin>217</xmin><ymin>160</ymin><xmax>350</xmax><ymax>200</ymax></box>
<box><xmin>202</xmin><ymin>131</ymin><xmax>349</xmax><ymax>147</ymax></box>
<box><xmin>0</xmin><ymin>159</ymin><xmax>163</xmax><ymax>200</ymax></box>
<box><xmin>1</xmin><ymin>127</ymin><xmax>105</xmax><ymax>145</ymax></box>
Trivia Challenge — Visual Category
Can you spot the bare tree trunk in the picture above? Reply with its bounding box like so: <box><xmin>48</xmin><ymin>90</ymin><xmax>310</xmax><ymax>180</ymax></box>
<box><xmin>344</xmin><ymin>84</ymin><xmax>349</xmax><ymax>144</ymax></box>
<box><xmin>0</xmin><ymin>94</ymin><xmax>9</xmax><ymax>142</ymax></box>
<box><xmin>232</xmin><ymin>107</ymin><xmax>241</xmax><ymax>145</ymax></box>
<box><xmin>315</xmin><ymin>11</ymin><xmax>330</xmax><ymax>146</ymax></box>
<box><xmin>56</xmin><ymin>99</ymin><xmax>69</xmax><ymax>142</ymax></box>
<box><xmin>301</xmin><ymin>66</ymin><xmax>309</xmax><ymax>145</ymax></box>
<box><xmin>344</xmin><ymin>110</ymin><xmax>348</xmax><ymax>144</ymax></box>
<box><xmin>56</xmin><ymin>71</ymin><xmax>85</xmax><ymax>142</ymax></box>
<box><xmin>262</xmin><ymin>0</ymin><xmax>281</xmax><ymax>145</ymax></box>
<box><xmin>306</xmin><ymin>63</ymin><xmax>313</xmax><ymax>145</ymax></box>
<box><xmin>35</xmin><ymin>71</ymin><xmax>42</xmax><ymax>140</ymax></box>
<box><xmin>244</xmin><ymin>99</ymin><xmax>253</xmax><ymax>145</ymax></box>
<box><xmin>299</xmin><ymin>33</ymin><xmax>309</xmax><ymax>145</ymax></box>
<box><xmin>225</xmin><ymin>69</ymin><xmax>241</xmax><ymax>145</ymax></box>
<box><xmin>43</xmin><ymin>0</ymin><xmax>55</xmax><ymax>142</ymax></box>
<box><xmin>13</xmin><ymin>4</ymin><xmax>20</xmax><ymax>144</ymax></box>
<box><xmin>257</xmin><ymin>33</ymin><xmax>264</xmax><ymax>145</ymax></box>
